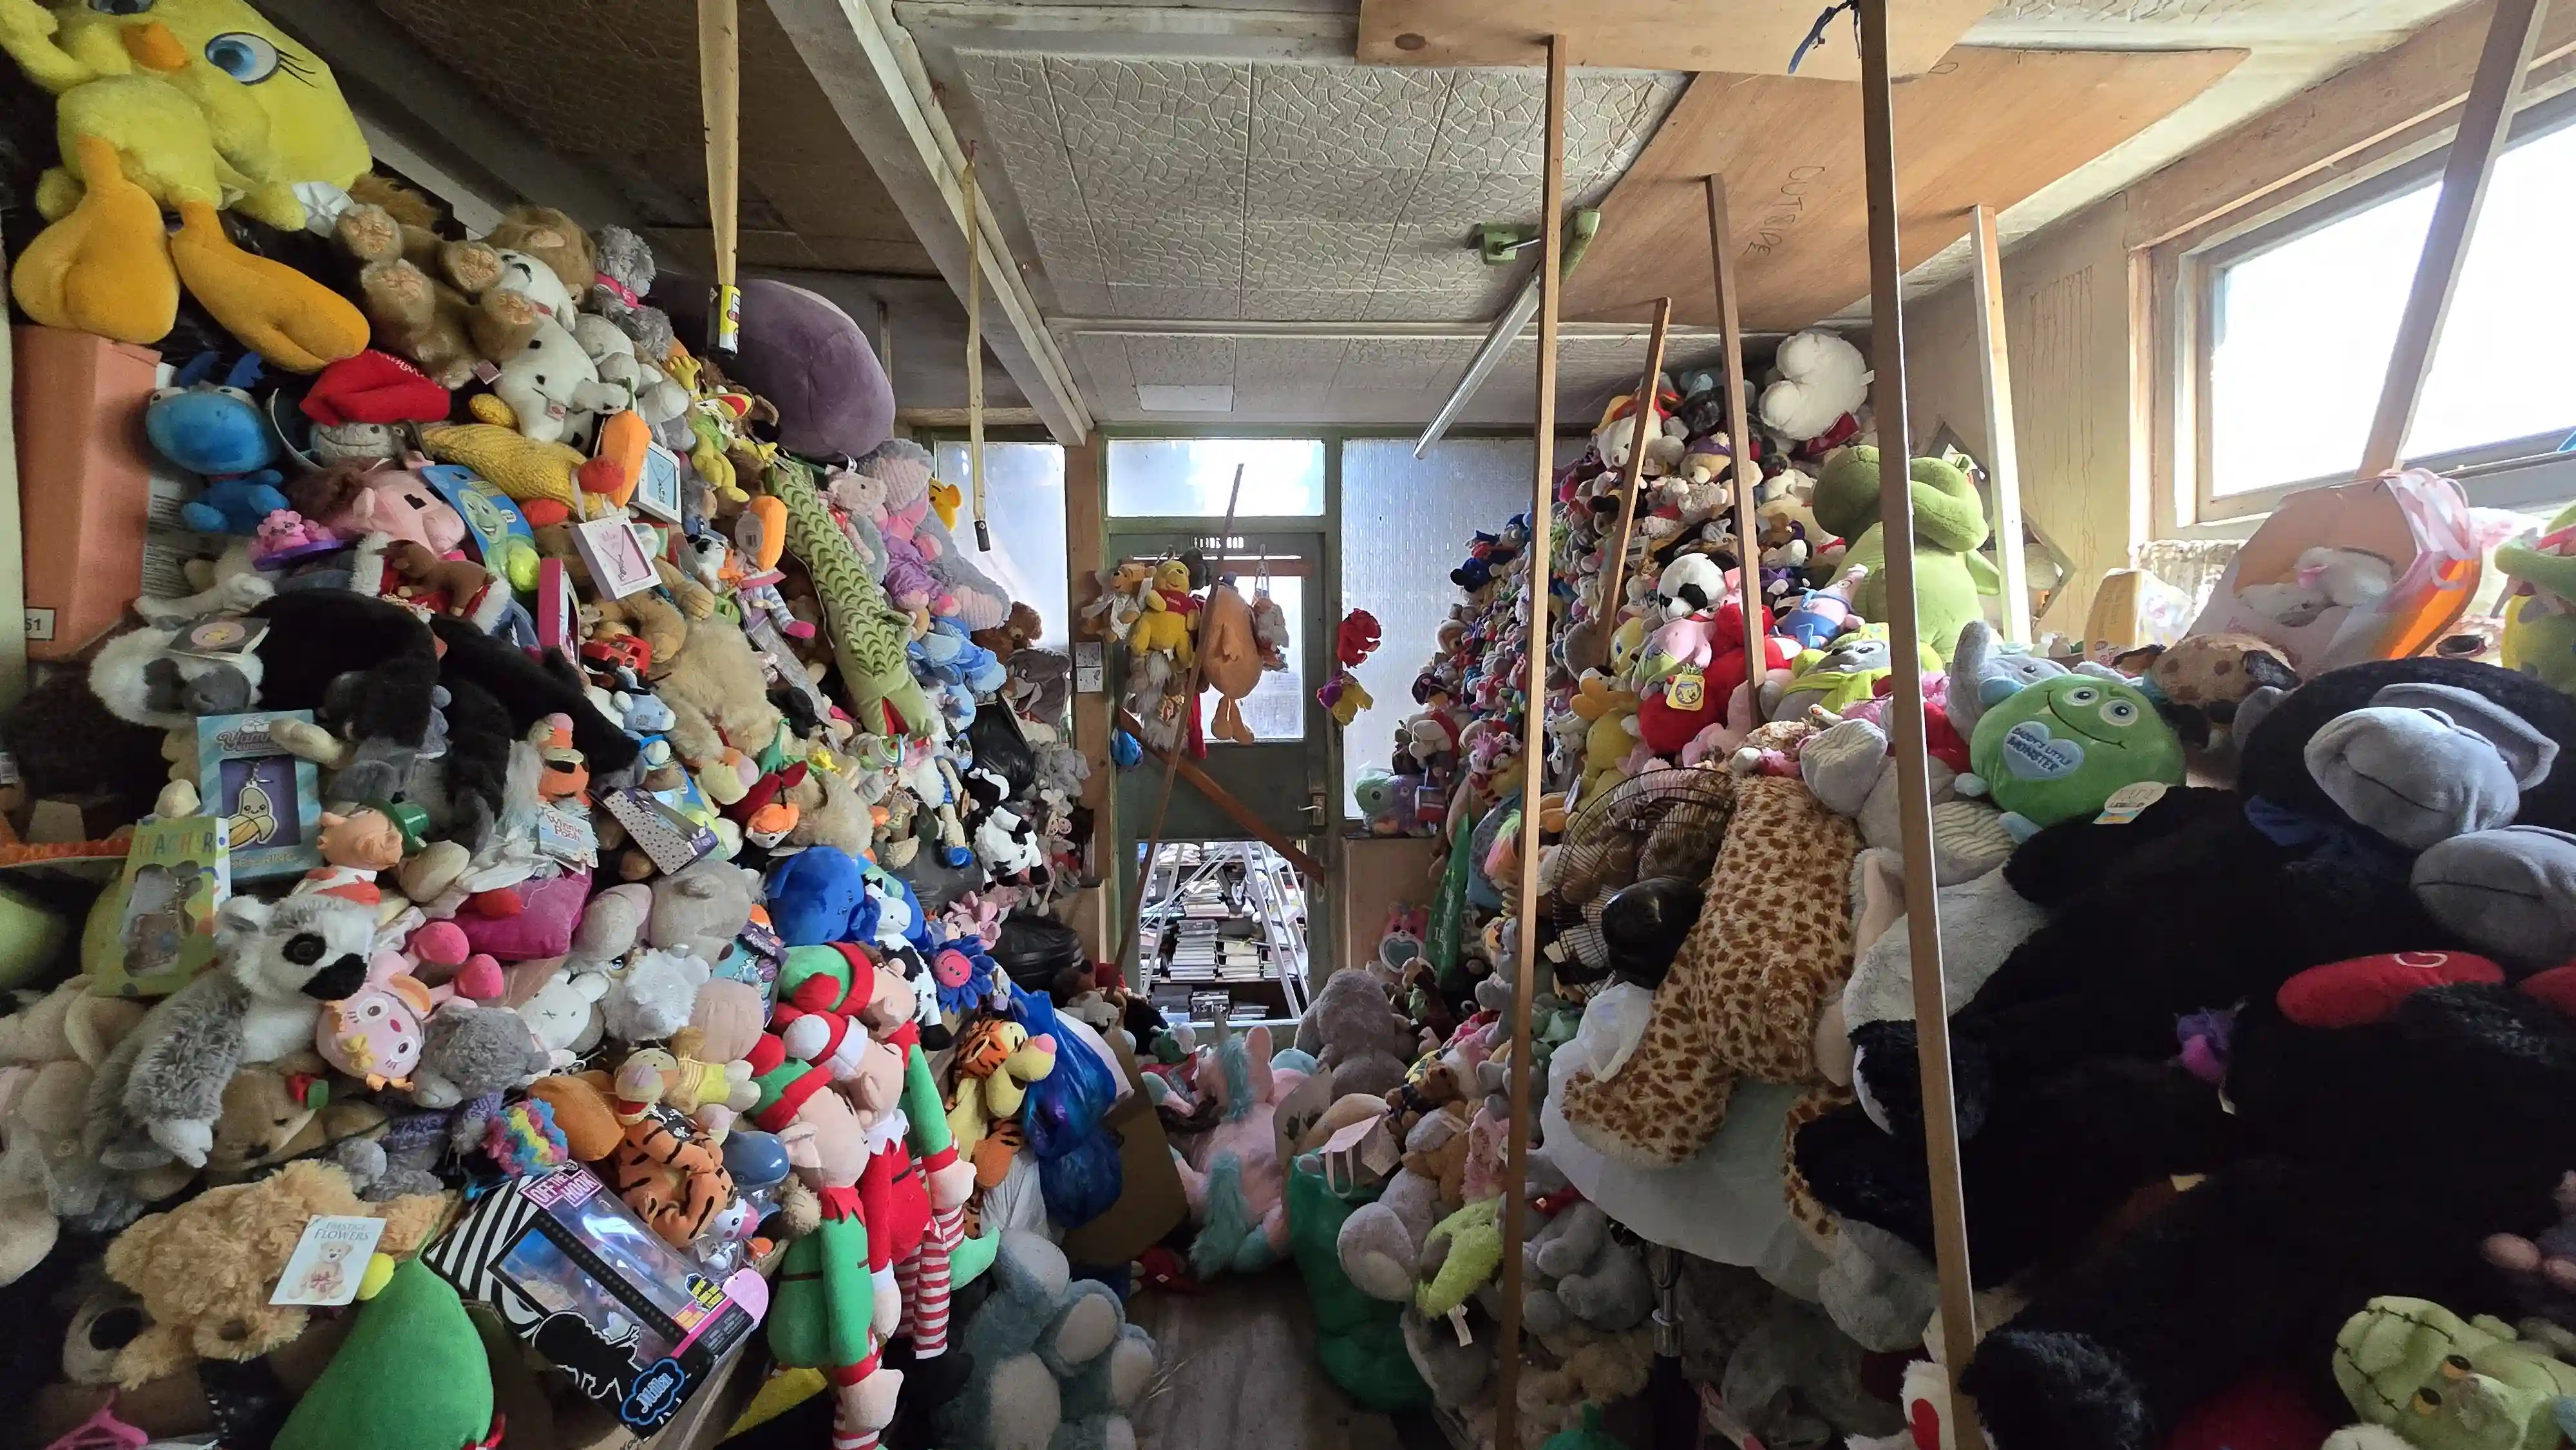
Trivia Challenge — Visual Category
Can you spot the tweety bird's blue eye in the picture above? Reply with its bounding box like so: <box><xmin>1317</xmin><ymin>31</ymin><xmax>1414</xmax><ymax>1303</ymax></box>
<box><xmin>90</xmin><ymin>0</ymin><xmax>153</xmax><ymax>14</ymax></box>
<box><xmin>204</xmin><ymin>32</ymin><xmax>279</xmax><ymax>83</ymax></box>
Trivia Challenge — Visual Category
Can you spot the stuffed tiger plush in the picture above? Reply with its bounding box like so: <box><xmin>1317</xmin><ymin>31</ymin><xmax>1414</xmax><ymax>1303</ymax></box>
<box><xmin>599</xmin><ymin>1108</ymin><xmax>735</xmax><ymax>1249</ymax></box>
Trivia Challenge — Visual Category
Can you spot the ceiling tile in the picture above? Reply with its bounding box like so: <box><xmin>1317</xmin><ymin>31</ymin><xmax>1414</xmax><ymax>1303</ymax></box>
<box><xmin>1046</xmin><ymin>58</ymin><xmax>1251</xmax><ymax>172</ymax></box>
<box><xmin>1427</xmin><ymin>72</ymin><xmax>1676</xmax><ymax>178</ymax></box>
<box><xmin>1104</xmin><ymin>284</ymin><xmax>1244</xmax><ymax>319</ymax></box>
<box><xmin>1124</xmin><ymin>335</ymin><xmax>1238</xmax><ymax>386</ymax></box>
<box><xmin>1334</xmin><ymin>337</ymin><xmax>1482</xmax><ymax>393</ymax></box>
<box><xmin>1378</xmin><ymin>223</ymin><xmax>1506</xmax><ymax>293</ymax></box>
<box><xmin>1396</xmin><ymin>169</ymin><xmax>1542</xmax><ymax>232</ymax></box>
<box><xmin>1364</xmin><ymin>288</ymin><xmax>1504</xmax><ymax>322</ymax></box>
<box><xmin>1235</xmin><ymin>337</ymin><xmax>1350</xmax><ymax>393</ymax></box>
<box><xmin>954</xmin><ymin>50</ymin><xmax>1085</xmax><ymax>221</ymax></box>
<box><xmin>1074</xmin><ymin>334</ymin><xmax>1136</xmax><ymax>391</ymax></box>
<box><xmin>1103</xmin><ymin>215</ymin><xmax>1245</xmax><ymax>290</ymax></box>
<box><xmin>1068</xmin><ymin>151</ymin><xmax>1245</xmax><ymax>220</ymax></box>
<box><xmin>1251</xmin><ymin>162</ymin><xmax>1423</xmax><ymax>224</ymax></box>
<box><xmin>1028</xmin><ymin>214</ymin><xmax>1109</xmax><ymax>285</ymax></box>
<box><xmin>1244</xmin><ymin>220</ymin><xmax>1394</xmax><ymax>292</ymax></box>
<box><xmin>1243</xmin><ymin>290</ymin><xmax>1379</xmax><ymax>322</ymax></box>
<box><xmin>1048</xmin><ymin>279</ymin><xmax>1112</xmax><ymax>315</ymax></box>
<box><xmin>1247</xmin><ymin>66</ymin><xmax>1448</xmax><ymax>170</ymax></box>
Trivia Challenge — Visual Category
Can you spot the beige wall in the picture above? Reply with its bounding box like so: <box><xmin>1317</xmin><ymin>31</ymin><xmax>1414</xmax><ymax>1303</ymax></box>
<box><xmin>1904</xmin><ymin>195</ymin><xmax>2142</xmax><ymax>637</ymax></box>
<box><xmin>1337</xmin><ymin>835</ymin><xmax>1444</xmax><ymax>983</ymax></box>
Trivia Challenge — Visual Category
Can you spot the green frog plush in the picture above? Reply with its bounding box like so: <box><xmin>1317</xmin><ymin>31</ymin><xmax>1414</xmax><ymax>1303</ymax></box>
<box><xmin>1960</xmin><ymin>671</ymin><xmax>2184</xmax><ymax>840</ymax></box>
<box><xmin>2333</xmin><ymin>1296</ymin><xmax>2576</xmax><ymax>1450</ymax></box>
<box><xmin>2499</xmin><ymin>502</ymin><xmax>2576</xmax><ymax>697</ymax></box>
<box><xmin>1814</xmin><ymin>447</ymin><xmax>2000</xmax><ymax>658</ymax></box>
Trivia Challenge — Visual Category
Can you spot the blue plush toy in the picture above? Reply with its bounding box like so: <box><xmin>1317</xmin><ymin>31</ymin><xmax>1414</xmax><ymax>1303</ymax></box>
<box><xmin>763</xmin><ymin>845</ymin><xmax>875</xmax><ymax>946</ymax></box>
<box><xmin>150</xmin><ymin>353</ymin><xmax>289</xmax><ymax>536</ymax></box>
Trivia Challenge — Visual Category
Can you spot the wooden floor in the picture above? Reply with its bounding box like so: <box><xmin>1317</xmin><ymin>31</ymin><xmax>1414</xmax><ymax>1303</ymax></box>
<box><xmin>1129</xmin><ymin>1268</ymin><xmax>1435</xmax><ymax>1450</ymax></box>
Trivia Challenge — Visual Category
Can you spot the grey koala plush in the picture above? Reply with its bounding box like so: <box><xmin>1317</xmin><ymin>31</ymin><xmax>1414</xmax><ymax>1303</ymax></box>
<box><xmin>588</xmin><ymin>225</ymin><xmax>677</xmax><ymax>362</ymax></box>
<box><xmin>87</xmin><ymin>894</ymin><xmax>375</xmax><ymax>1170</ymax></box>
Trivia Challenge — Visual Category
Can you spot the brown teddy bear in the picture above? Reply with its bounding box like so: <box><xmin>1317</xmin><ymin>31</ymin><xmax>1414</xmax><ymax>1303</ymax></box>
<box><xmin>383</xmin><ymin>540</ymin><xmax>502</xmax><ymax>624</ymax></box>
<box><xmin>480</xmin><ymin>205</ymin><xmax>598</xmax><ymax>297</ymax></box>
<box><xmin>205</xmin><ymin>1064</ymin><xmax>390</xmax><ymax>1185</ymax></box>
<box><xmin>972</xmin><ymin>602</ymin><xmax>1045</xmax><ymax>662</ymax></box>
<box><xmin>101</xmin><ymin>1160</ymin><xmax>450</xmax><ymax>1388</ymax></box>
<box><xmin>334</xmin><ymin>176</ymin><xmax>524</xmax><ymax>389</ymax></box>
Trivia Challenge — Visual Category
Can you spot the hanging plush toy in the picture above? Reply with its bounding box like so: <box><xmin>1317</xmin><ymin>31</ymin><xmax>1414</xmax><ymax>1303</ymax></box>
<box><xmin>1200</xmin><ymin>579</ymin><xmax>1265</xmax><ymax>744</ymax></box>
<box><xmin>0</xmin><ymin>0</ymin><xmax>371</xmax><ymax>370</ymax></box>
<box><xmin>1130</xmin><ymin>560</ymin><xmax>1200</xmax><ymax>665</ymax></box>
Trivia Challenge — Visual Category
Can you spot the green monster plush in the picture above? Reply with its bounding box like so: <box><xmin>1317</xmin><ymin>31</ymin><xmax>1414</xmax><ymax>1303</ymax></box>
<box><xmin>2333</xmin><ymin>1296</ymin><xmax>2576</xmax><ymax>1450</ymax></box>
<box><xmin>2498</xmin><ymin>501</ymin><xmax>2576</xmax><ymax>697</ymax></box>
<box><xmin>272</xmin><ymin>1259</ymin><xmax>498</xmax><ymax>1450</ymax></box>
<box><xmin>1964</xmin><ymin>672</ymin><xmax>2184</xmax><ymax>839</ymax></box>
<box><xmin>1813</xmin><ymin>446</ymin><xmax>2000</xmax><ymax>658</ymax></box>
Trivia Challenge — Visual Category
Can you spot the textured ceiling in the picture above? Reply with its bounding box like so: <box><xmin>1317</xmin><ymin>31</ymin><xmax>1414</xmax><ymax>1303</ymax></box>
<box><xmin>365</xmin><ymin>0</ymin><xmax>934</xmax><ymax>275</ymax></box>
<box><xmin>1070</xmin><ymin>333</ymin><xmax>1730</xmax><ymax>425</ymax></box>
<box><xmin>952</xmin><ymin>55</ymin><xmax>1684</xmax><ymax>323</ymax></box>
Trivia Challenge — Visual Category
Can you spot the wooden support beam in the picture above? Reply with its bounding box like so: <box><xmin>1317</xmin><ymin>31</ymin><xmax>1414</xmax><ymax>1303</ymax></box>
<box><xmin>2360</xmin><ymin>0</ymin><xmax>2550</xmax><ymax>477</ymax></box>
<box><xmin>1707</xmin><ymin>178</ymin><xmax>1764</xmax><ymax>722</ymax></box>
<box><xmin>1861</xmin><ymin>1</ymin><xmax>1985</xmax><ymax>1445</ymax></box>
<box><xmin>1967</xmin><ymin>205</ymin><xmax>2030</xmax><ymax>645</ymax></box>
<box><xmin>1593</xmin><ymin>296</ymin><xmax>1673</xmax><ymax>643</ymax></box>
<box><xmin>1115</xmin><ymin>711</ymin><xmax>1325</xmax><ymax>878</ymax></box>
<box><xmin>1494</xmin><ymin>35</ymin><xmax>1566</xmax><ymax>1450</ymax></box>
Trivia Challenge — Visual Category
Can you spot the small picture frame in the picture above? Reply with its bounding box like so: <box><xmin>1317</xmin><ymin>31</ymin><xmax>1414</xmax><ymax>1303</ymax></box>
<box><xmin>197</xmin><ymin>710</ymin><xmax>322</xmax><ymax>882</ymax></box>
<box><xmin>572</xmin><ymin>514</ymin><xmax>658</xmax><ymax>601</ymax></box>
<box><xmin>630</xmin><ymin>442</ymin><xmax>684</xmax><ymax>525</ymax></box>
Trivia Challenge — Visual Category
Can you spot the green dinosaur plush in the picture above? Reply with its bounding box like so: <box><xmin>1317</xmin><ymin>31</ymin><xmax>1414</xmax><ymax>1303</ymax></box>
<box><xmin>2499</xmin><ymin>501</ymin><xmax>2576</xmax><ymax>697</ymax></box>
<box><xmin>1964</xmin><ymin>672</ymin><xmax>2184</xmax><ymax>838</ymax></box>
<box><xmin>2334</xmin><ymin>1296</ymin><xmax>2576</xmax><ymax>1450</ymax></box>
<box><xmin>1814</xmin><ymin>446</ymin><xmax>2000</xmax><ymax>657</ymax></box>
<box><xmin>766</xmin><ymin>458</ymin><xmax>932</xmax><ymax>737</ymax></box>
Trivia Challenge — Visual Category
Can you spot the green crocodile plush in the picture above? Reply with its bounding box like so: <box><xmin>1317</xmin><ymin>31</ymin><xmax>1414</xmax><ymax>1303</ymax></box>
<box><xmin>1814</xmin><ymin>446</ymin><xmax>2000</xmax><ymax>659</ymax></box>
<box><xmin>766</xmin><ymin>458</ymin><xmax>931</xmax><ymax>737</ymax></box>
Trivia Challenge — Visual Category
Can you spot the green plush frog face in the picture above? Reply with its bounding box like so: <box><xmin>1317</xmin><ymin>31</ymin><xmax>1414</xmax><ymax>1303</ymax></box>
<box><xmin>2335</xmin><ymin>1297</ymin><xmax>2576</xmax><ymax>1450</ymax></box>
<box><xmin>1968</xmin><ymin>672</ymin><xmax>2184</xmax><ymax>827</ymax></box>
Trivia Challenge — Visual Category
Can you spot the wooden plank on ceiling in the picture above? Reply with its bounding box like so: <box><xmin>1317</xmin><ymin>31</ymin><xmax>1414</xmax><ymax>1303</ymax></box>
<box><xmin>1562</xmin><ymin>46</ymin><xmax>2247</xmax><ymax>333</ymax></box>
<box><xmin>1356</xmin><ymin>0</ymin><xmax>1989</xmax><ymax>80</ymax></box>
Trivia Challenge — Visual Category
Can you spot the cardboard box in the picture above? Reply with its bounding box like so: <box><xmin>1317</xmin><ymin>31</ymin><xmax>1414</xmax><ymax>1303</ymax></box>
<box><xmin>13</xmin><ymin>326</ymin><xmax>158</xmax><ymax>660</ymax></box>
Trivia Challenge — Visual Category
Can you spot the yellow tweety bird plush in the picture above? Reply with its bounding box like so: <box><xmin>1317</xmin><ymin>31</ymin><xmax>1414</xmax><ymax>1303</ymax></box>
<box><xmin>0</xmin><ymin>0</ymin><xmax>370</xmax><ymax>371</ymax></box>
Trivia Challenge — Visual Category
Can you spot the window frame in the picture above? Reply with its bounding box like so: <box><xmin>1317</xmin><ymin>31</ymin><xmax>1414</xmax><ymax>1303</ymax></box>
<box><xmin>2164</xmin><ymin>86</ymin><xmax>2576</xmax><ymax>530</ymax></box>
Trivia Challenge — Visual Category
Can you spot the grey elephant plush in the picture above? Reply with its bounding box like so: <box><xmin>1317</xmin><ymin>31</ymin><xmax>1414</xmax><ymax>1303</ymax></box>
<box><xmin>938</xmin><ymin>1230</ymin><xmax>1157</xmax><ymax>1450</ymax></box>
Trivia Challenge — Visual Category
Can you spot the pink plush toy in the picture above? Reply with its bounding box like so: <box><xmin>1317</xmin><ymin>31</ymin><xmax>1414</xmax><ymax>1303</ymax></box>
<box><xmin>314</xmin><ymin>950</ymin><xmax>489</xmax><ymax>1091</ymax></box>
<box><xmin>1170</xmin><ymin>1024</ymin><xmax>1303</xmax><ymax>1278</ymax></box>
<box><xmin>287</xmin><ymin>460</ymin><xmax>468</xmax><ymax>556</ymax></box>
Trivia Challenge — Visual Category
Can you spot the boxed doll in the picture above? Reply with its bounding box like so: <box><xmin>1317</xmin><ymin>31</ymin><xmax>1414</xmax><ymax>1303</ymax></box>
<box><xmin>421</xmin><ymin>1164</ymin><xmax>761</xmax><ymax>1431</ymax></box>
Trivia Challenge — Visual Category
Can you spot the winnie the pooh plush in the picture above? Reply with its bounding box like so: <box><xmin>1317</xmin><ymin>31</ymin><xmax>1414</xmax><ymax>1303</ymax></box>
<box><xmin>1130</xmin><ymin>560</ymin><xmax>1200</xmax><ymax>665</ymax></box>
<box><xmin>0</xmin><ymin>0</ymin><xmax>370</xmax><ymax>370</ymax></box>
<box><xmin>1814</xmin><ymin>446</ymin><xmax>1999</xmax><ymax>657</ymax></box>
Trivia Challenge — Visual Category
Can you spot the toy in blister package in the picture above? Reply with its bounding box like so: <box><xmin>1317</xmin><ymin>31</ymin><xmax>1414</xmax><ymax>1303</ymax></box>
<box><xmin>422</xmin><ymin>1164</ymin><xmax>761</xmax><ymax>1430</ymax></box>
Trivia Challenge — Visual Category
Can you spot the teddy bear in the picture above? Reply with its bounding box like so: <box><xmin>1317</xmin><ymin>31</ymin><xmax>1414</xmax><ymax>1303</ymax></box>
<box><xmin>86</xmin><ymin>894</ymin><xmax>375</xmax><ymax>1171</ymax></box>
<box><xmin>1518</xmin><ymin>1146</ymin><xmax>1653</xmax><ymax>1339</ymax></box>
<box><xmin>1338</xmin><ymin>1107</ymin><xmax>1469</xmax><ymax>1302</ymax></box>
<box><xmin>408</xmin><ymin>999</ymin><xmax>552</xmax><ymax>1110</ymax></box>
<box><xmin>589</xmin><ymin>225</ymin><xmax>678</xmax><ymax>362</ymax></box>
<box><xmin>205</xmin><ymin>1062</ymin><xmax>390</xmax><ymax>1185</ymax></box>
<box><xmin>332</xmin><ymin>177</ymin><xmax>515</xmax><ymax>388</ymax></box>
<box><xmin>1758</xmin><ymin>330</ymin><xmax>1871</xmax><ymax>443</ymax></box>
<box><xmin>1293</xmin><ymin>965</ymin><xmax>1416</xmax><ymax>1100</ymax></box>
<box><xmin>936</xmin><ymin>1230</ymin><xmax>1159</xmax><ymax>1450</ymax></box>
<box><xmin>1</xmin><ymin>977</ymin><xmax>162</xmax><ymax>1284</ymax></box>
<box><xmin>100</xmin><ymin>1160</ymin><xmax>449</xmax><ymax>1389</ymax></box>
<box><xmin>645</xmin><ymin>855</ymin><xmax>761</xmax><ymax>963</ymax></box>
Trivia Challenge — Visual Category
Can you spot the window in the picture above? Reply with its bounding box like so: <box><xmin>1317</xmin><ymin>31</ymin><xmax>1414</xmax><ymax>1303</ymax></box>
<box><xmin>1338</xmin><ymin>438</ymin><xmax>1546</xmax><ymax>814</ymax></box>
<box><xmin>1108</xmin><ymin>438</ymin><xmax>1325</xmax><ymax>516</ymax></box>
<box><xmin>2197</xmin><ymin>110</ymin><xmax>2576</xmax><ymax>512</ymax></box>
<box><xmin>930</xmin><ymin>440</ymin><xmax>1070</xmax><ymax>648</ymax></box>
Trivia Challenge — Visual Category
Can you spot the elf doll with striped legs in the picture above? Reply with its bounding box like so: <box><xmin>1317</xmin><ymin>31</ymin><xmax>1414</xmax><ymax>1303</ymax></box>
<box><xmin>844</xmin><ymin>952</ymin><xmax>974</xmax><ymax>1361</ymax></box>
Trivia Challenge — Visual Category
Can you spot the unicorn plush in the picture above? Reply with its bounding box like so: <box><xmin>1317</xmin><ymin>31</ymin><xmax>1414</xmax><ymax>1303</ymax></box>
<box><xmin>1170</xmin><ymin>1022</ymin><xmax>1305</xmax><ymax>1278</ymax></box>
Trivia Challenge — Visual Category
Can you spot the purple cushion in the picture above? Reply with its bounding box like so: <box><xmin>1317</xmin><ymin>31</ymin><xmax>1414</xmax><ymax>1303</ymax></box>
<box><xmin>457</xmin><ymin>869</ymin><xmax>594</xmax><ymax>962</ymax></box>
<box><xmin>659</xmin><ymin>279</ymin><xmax>895</xmax><ymax>463</ymax></box>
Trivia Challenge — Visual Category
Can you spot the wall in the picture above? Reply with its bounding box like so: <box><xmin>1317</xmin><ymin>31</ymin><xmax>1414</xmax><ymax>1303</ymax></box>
<box><xmin>1338</xmin><ymin>836</ymin><xmax>1443</xmax><ymax>985</ymax></box>
<box><xmin>1904</xmin><ymin>195</ymin><xmax>2141</xmax><ymax>637</ymax></box>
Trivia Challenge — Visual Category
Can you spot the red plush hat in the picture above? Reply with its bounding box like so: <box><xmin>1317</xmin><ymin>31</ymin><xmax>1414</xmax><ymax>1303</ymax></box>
<box><xmin>302</xmin><ymin>350</ymin><xmax>451</xmax><ymax>426</ymax></box>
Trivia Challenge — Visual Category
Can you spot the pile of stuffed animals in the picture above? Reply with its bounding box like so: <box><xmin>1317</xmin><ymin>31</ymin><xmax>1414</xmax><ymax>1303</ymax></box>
<box><xmin>0</xmin><ymin>6</ymin><xmax>1157</xmax><ymax>1447</ymax></box>
<box><xmin>1312</xmin><ymin>331</ymin><xmax>2576</xmax><ymax>1450</ymax></box>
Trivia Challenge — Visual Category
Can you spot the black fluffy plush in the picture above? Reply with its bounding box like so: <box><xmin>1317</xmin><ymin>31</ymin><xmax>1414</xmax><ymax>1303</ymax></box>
<box><xmin>429</xmin><ymin>616</ymin><xmax>639</xmax><ymax>776</ymax></box>
<box><xmin>436</xmin><ymin>676</ymin><xmax>515</xmax><ymax>846</ymax></box>
<box><xmin>252</xmin><ymin>590</ymin><xmax>442</xmax><ymax>748</ymax></box>
<box><xmin>1962</xmin><ymin>983</ymin><xmax>2576</xmax><ymax>1448</ymax></box>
